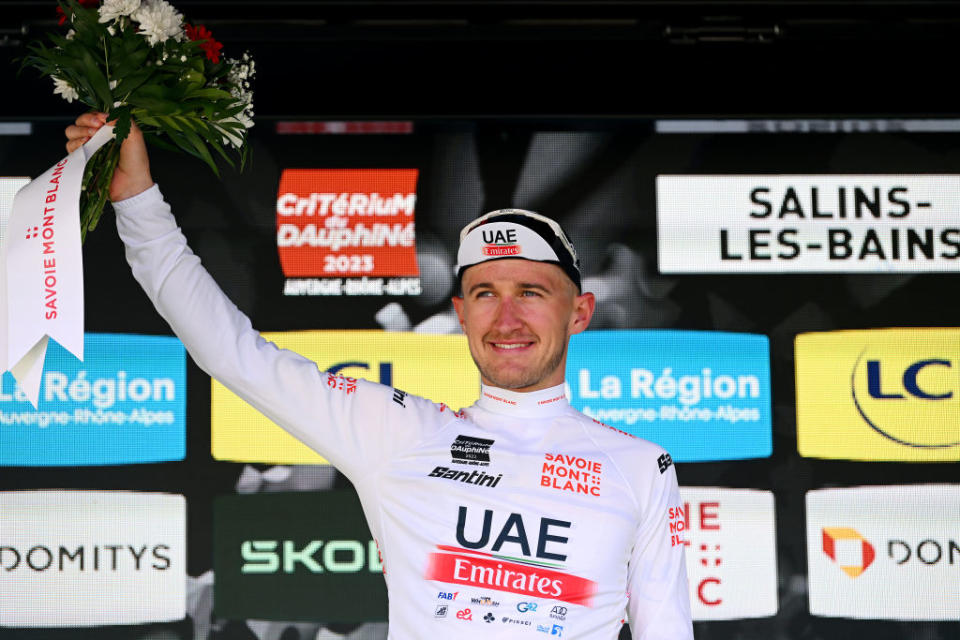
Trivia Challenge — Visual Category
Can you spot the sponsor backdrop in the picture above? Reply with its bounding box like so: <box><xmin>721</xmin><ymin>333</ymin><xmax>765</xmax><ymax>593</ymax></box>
<box><xmin>678</xmin><ymin>487</ymin><xmax>778</xmax><ymax>621</ymax></box>
<box><xmin>0</xmin><ymin>490</ymin><xmax>186</xmax><ymax>627</ymax></box>
<box><xmin>806</xmin><ymin>485</ymin><xmax>960</xmax><ymax>621</ymax></box>
<box><xmin>1</xmin><ymin>120</ymin><xmax>957</xmax><ymax>640</ymax></box>
<box><xmin>566</xmin><ymin>330</ymin><xmax>772</xmax><ymax>461</ymax></box>
<box><xmin>657</xmin><ymin>175</ymin><xmax>960</xmax><ymax>273</ymax></box>
<box><xmin>213</xmin><ymin>490</ymin><xmax>386</xmax><ymax>622</ymax></box>
<box><xmin>796</xmin><ymin>328</ymin><xmax>960</xmax><ymax>461</ymax></box>
<box><xmin>211</xmin><ymin>331</ymin><xmax>478</xmax><ymax>464</ymax></box>
<box><xmin>0</xmin><ymin>333</ymin><xmax>186</xmax><ymax>466</ymax></box>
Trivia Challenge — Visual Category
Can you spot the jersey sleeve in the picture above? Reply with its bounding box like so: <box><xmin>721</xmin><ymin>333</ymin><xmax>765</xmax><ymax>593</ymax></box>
<box><xmin>112</xmin><ymin>185</ymin><xmax>443</xmax><ymax>481</ymax></box>
<box><xmin>625</xmin><ymin>450</ymin><xmax>694</xmax><ymax>640</ymax></box>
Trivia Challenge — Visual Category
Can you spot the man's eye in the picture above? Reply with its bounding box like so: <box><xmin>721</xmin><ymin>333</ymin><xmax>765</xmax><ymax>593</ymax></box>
<box><xmin>521</xmin><ymin>290</ymin><xmax>541</xmax><ymax>297</ymax></box>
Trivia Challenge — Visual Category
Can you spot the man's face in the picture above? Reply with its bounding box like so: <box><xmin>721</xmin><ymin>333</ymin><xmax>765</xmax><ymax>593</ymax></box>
<box><xmin>452</xmin><ymin>259</ymin><xmax>595</xmax><ymax>392</ymax></box>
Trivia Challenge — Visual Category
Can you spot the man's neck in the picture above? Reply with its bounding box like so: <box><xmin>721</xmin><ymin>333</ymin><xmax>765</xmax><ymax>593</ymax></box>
<box><xmin>475</xmin><ymin>382</ymin><xmax>570</xmax><ymax>417</ymax></box>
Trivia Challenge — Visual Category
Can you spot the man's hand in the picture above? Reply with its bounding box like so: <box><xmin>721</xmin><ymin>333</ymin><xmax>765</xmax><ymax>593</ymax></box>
<box><xmin>65</xmin><ymin>112</ymin><xmax>155</xmax><ymax>202</ymax></box>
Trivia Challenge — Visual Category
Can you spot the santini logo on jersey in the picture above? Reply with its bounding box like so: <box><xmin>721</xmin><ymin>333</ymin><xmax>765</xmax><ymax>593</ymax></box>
<box><xmin>451</xmin><ymin>435</ymin><xmax>494</xmax><ymax>466</ymax></box>
<box><xmin>429</xmin><ymin>466</ymin><xmax>503</xmax><ymax>488</ymax></box>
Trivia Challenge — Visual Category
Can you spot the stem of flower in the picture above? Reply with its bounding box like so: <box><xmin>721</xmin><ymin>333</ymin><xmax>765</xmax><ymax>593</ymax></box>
<box><xmin>102</xmin><ymin>34</ymin><xmax>111</xmax><ymax>105</ymax></box>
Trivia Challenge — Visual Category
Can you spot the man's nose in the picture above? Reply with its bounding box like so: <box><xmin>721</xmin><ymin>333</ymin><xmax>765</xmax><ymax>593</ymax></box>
<box><xmin>493</xmin><ymin>296</ymin><xmax>524</xmax><ymax>332</ymax></box>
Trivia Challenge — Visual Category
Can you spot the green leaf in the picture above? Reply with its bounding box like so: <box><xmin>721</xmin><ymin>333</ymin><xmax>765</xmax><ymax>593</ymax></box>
<box><xmin>202</xmin><ymin>129</ymin><xmax>237</xmax><ymax>169</ymax></box>
<box><xmin>113</xmin><ymin>47</ymin><xmax>151</xmax><ymax>79</ymax></box>
<box><xmin>166</xmin><ymin>129</ymin><xmax>217</xmax><ymax>175</ymax></box>
<box><xmin>141</xmin><ymin>131</ymin><xmax>181</xmax><ymax>154</ymax></box>
<box><xmin>108</xmin><ymin>105</ymin><xmax>132</xmax><ymax>143</ymax></box>
<box><xmin>185</xmin><ymin>87</ymin><xmax>235</xmax><ymax>101</ymax></box>
<box><xmin>77</xmin><ymin>47</ymin><xmax>112</xmax><ymax>109</ymax></box>
<box><xmin>113</xmin><ymin>68</ymin><xmax>153</xmax><ymax>98</ymax></box>
<box><xmin>128</xmin><ymin>95</ymin><xmax>183</xmax><ymax>114</ymax></box>
<box><xmin>178</xmin><ymin>126</ymin><xmax>220</xmax><ymax>175</ymax></box>
<box><xmin>155</xmin><ymin>114</ymin><xmax>184</xmax><ymax>132</ymax></box>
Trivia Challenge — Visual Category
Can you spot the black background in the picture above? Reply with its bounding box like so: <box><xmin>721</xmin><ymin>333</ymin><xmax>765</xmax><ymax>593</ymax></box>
<box><xmin>2</xmin><ymin>2</ymin><xmax>960</xmax><ymax>639</ymax></box>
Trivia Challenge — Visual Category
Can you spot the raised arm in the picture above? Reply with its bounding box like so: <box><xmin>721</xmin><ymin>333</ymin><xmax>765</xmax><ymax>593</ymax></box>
<box><xmin>66</xmin><ymin>114</ymin><xmax>439</xmax><ymax>480</ymax></box>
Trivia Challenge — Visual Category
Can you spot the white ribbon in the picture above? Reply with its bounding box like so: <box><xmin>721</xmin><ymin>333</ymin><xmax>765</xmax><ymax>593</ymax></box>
<box><xmin>0</xmin><ymin>125</ymin><xmax>115</xmax><ymax>407</ymax></box>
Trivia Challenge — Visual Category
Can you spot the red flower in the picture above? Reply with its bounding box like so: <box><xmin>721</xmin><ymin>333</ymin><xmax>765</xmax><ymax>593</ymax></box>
<box><xmin>184</xmin><ymin>23</ymin><xmax>223</xmax><ymax>64</ymax></box>
<box><xmin>56</xmin><ymin>0</ymin><xmax>99</xmax><ymax>26</ymax></box>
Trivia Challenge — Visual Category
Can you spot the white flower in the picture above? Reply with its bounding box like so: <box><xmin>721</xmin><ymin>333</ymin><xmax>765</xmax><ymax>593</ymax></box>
<box><xmin>52</xmin><ymin>77</ymin><xmax>79</xmax><ymax>103</ymax></box>
<box><xmin>131</xmin><ymin>0</ymin><xmax>184</xmax><ymax>46</ymax></box>
<box><xmin>65</xmin><ymin>29</ymin><xmax>76</xmax><ymax>40</ymax></box>
<box><xmin>236</xmin><ymin>110</ymin><xmax>254</xmax><ymax>129</ymax></box>
<box><xmin>218</xmin><ymin>109</ymin><xmax>254</xmax><ymax>149</ymax></box>
<box><xmin>218</xmin><ymin>119</ymin><xmax>244</xmax><ymax>149</ymax></box>
<box><xmin>109</xmin><ymin>79</ymin><xmax>118</xmax><ymax>90</ymax></box>
<box><xmin>99</xmin><ymin>0</ymin><xmax>141</xmax><ymax>23</ymax></box>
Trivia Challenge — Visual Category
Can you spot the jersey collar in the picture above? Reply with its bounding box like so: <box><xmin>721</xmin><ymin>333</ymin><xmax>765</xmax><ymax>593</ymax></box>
<box><xmin>475</xmin><ymin>382</ymin><xmax>570</xmax><ymax>417</ymax></box>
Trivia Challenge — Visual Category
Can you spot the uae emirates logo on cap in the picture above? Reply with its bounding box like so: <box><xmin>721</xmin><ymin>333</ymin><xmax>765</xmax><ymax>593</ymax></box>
<box><xmin>480</xmin><ymin>227</ymin><xmax>521</xmax><ymax>257</ymax></box>
<box><xmin>822</xmin><ymin>527</ymin><xmax>876</xmax><ymax>578</ymax></box>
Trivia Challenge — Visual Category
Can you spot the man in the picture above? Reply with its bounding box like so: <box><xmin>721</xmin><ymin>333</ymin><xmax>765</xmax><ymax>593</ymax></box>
<box><xmin>66</xmin><ymin>113</ymin><xmax>693</xmax><ymax>639</ymax></box>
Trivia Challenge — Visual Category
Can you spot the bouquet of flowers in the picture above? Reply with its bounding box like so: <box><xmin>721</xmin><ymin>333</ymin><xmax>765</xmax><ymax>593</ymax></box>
<box><xmin>21</xmin><ymin>0</ymin><xmax>255</xmax><ymax>241</ymax></box>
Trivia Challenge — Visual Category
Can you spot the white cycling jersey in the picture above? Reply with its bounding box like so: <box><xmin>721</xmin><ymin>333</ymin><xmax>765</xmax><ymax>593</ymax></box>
<box><xmin>113</xmin><ymin>185</ymin><xmax>694</xmax><ymax>640</ymax></box>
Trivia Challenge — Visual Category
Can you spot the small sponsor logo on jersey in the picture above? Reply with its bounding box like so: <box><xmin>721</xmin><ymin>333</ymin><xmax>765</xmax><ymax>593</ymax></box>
<box><xmin>470</xmin><ymin>595</ymin><xmax>500</xmax><ymax>606</ymax></box>
<box><xmin>517</xmin><ymin>601</ymin><xmax>539</xmax><ymax>612</ymax></box>
<box><xmin>324</xmin><ymin>372</ymin><xmax>357</xmax><ymax>394</ymax></box>
<box><xmin>501</xmin><ymin>616</ymin><xmax>532</xmax><ymax>626</ymax></box>
<box><xmin>456</xmin><ymin>607</ymin><xmax>473</xmax><ymax>620</ymax></box>
<box><xmin>538</xmin><ymin>394</ymin><xmax>565</xmax><ymax>406</ymax></box>
<box><xmin>668</xmin><ymin>505</ymin><xmax>687</xmax><ymax>548</ymax></box>
<box><xmin>428</xmin><ymin>466</ymin><xmax>503</xmax><ymax>488</ymax></box>
<box><xmin>438</xmin><ymin>590</ymin><xmax>457</xmax><ymax>600</ymax></box>
<box><xmin>434</xmin><ymin>604</ymin><xmax>448</xmax><ymax>617</ymax></box>
<box><xmin>483</xmin><ymin>612</ymin><xmax>495</xmax><ymax>623</ymax></box>
<box><xmin>550</xmin><ymin>605</ymin><xmax>567</xmax><ymax>620</ymax></box>
<box><xmin>658</xmin><ymin>453</ymin><xmax>674</xmax><ymax>474</ymax></box>
<box><xmin>392</xmin><ymin>388</ymin><xmax>407</xmax><ymax>407</ymax></box>
<box><xmin>451</xmin><ymin>434</ymin><xmax>494</xmax><ymax>466</ymax></box>
<box><xmin>481</xmin><ymin>390</ymin><xmax>518</xmax><ymax>406</ymax></box>
<box><xmin>540</xmin><ymin>453</ymin><xmax>602</xmax><ymax>497</ymax></box>
<box><xmin>437</xmin><ymin>403</ymin><xmax>466</xmax><ymax>419</ymax></box>
<box><xmin>538</xmin><ymin>623</ymin><xmax>565</xmax><ymax>635</ymax></box>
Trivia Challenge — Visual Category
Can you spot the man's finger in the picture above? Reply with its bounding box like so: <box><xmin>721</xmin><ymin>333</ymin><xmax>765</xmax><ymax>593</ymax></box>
<box><xmin>65</xmin><ymin>124</ymin><xmax>99</xmax><ymax>141</ymax></box>
<box><xmin>65</xmin><ymin>137</ymin><xmax>89</xmax><ymax>153</ymax></box>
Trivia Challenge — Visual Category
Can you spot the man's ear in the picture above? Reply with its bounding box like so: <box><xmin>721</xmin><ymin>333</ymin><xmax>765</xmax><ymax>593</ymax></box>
<box><xmin>569</xmin><ymin>291</ymin><xmax>596</xmax><ymax>336</ymax></box>
<box><xmin>452</xmin><ymin>295</ymin><xmax>466</xmax><ymax>330</ymax></box>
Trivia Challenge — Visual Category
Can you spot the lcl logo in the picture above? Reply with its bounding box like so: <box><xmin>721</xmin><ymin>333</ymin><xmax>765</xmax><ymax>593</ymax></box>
<box><xmin>327</xmin><ymin>362</ymin><xmax>393</xmax><ymax>387</ymax></box>
<box><xmin>864</xmin><ymin>359</ymin><xmax>953</xmax><ymax>400</ymax></box>
<box><xmin>852</xmin><ymin>352</ymin><xmax>960</xmax><ymax>449</ymax></box>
